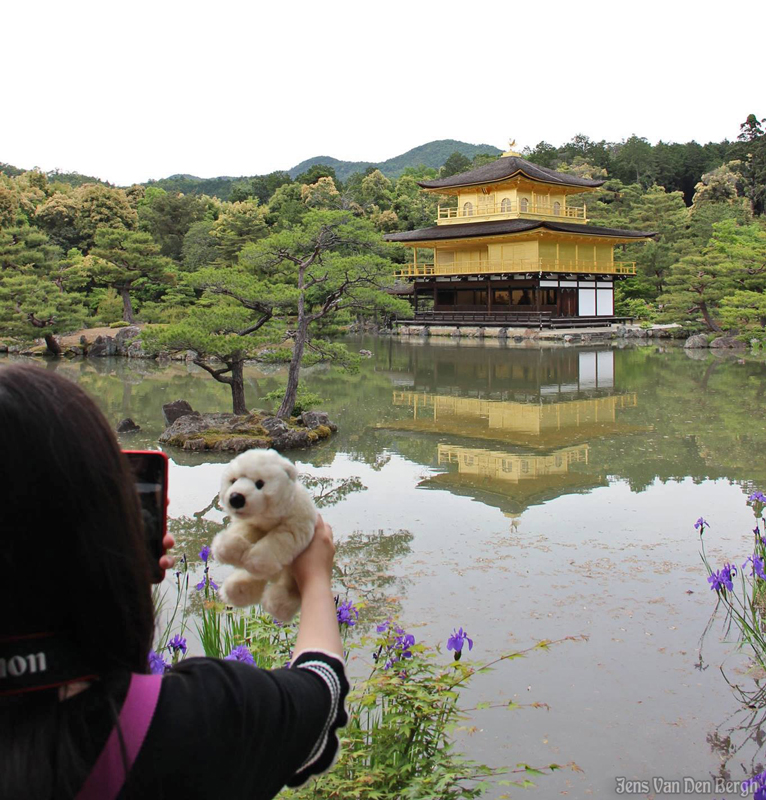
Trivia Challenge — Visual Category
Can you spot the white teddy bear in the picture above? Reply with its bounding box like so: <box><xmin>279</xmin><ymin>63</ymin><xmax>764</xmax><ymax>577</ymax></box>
<box><xmin>211</xmin><ymin>449</ymin><xmax>317</xmax><ymax>622</ymax></box>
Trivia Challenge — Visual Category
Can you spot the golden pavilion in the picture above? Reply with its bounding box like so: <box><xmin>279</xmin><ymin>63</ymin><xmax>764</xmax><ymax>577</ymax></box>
<box><xmin>385</xmin><ymin>143</ymin><xmax>656</xmax><ymax>327</ymax></box>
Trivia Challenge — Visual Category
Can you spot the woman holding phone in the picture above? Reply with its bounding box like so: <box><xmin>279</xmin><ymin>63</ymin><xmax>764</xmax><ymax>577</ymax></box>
<box><xmin>0</xmin><ymin>363</ymin><xmax>347</xmax><ymax>800</ymax></box>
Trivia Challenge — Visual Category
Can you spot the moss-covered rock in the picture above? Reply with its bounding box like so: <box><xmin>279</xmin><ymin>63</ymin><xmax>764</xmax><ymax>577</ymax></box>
<box><xmin>159</xmin><ymin>408</ymin><xmax>337</xmax><ymax>453</ymax></box>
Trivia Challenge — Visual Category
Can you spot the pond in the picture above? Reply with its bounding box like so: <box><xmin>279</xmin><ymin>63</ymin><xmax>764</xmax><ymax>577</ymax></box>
<box><xmin>8</xmin><ymin>339</ymin><xmax>766</xmax><ymax>798</ymax></box>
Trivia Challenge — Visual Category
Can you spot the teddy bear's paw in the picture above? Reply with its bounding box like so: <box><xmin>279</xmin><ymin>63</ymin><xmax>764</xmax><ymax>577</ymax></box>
<box><xmin>220</xmin><ymin>571</ymin><xmax>266</xmax><ymax>608</ymax></box>
<box><xmin>241</xmin><ymin>549</ymin><xmax>282</xmax><ymax>580</ymax></box>
<box><xmin>261</xmin><ymin>584</ymin><xmax>301</xmax><ymax>623</ymax></box>
<box><xmin>211</xmin><ymin>531</ymin><xmax>249</xmax><ymax>566</ymax></box>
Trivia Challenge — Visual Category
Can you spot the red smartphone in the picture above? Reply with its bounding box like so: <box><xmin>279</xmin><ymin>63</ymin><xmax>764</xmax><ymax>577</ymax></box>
<box><xmin>124</xmin><ymin>450</ymin><xmax>169</xmax><ymax>584</ymax></box>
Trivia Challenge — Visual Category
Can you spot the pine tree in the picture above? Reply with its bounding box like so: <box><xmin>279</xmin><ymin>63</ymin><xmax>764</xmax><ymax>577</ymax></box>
<box><xmin>83</xmin><ymin>228</ymin><xmax>175</xmax><ymax>322</ymax></box>
<box><xmin>0</xmin><ymin>226</ymin><xmax>85</xmax><ymax>353</ymax></box>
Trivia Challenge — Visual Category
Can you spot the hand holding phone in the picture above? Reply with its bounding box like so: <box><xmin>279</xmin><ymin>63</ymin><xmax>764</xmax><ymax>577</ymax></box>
<box><xmin>124</xmin><ymin>451</ymin><xmax>170</xmax><ymax>583</ymax></box>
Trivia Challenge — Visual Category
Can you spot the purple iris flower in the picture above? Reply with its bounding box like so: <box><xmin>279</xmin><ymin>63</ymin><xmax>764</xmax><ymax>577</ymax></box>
<box><xmin>708</xmin><ymin>572</ymin><xmax>725</xmax><ymax>592</ymax></box>
<box><xmin>743</xmin><ymin>554</ymin><xmax>766</xmax><ymax>581</ymax></box>
<box><xmin>694</xmin><ymin>517</ymin><xmax>709</xmax><ymax>531</ymax></box>
<box><xmin>336</xmin><ymin>600</ymin><xmax>359</xmax><ymax>627</ymax></box>
<box><xmin>446</xmin><ymin>627</ymin><xmax>474</xmax><ymax>661</ymax></box>
<box><xmin>148</xmin><ymin>650</ymin><xmax>170</xmax><ymax>675</ymax></box>
<box><xmin>709</xmin><ymin>563</ymin><xmax>737</xmax><ymax>592</ymax></box>
<box><xmin>719</xmin><ymin>563</ymin><xmax>737</xmax><ymax>591</ymax></box>
<box><xmin>167</xmin><ymin>635</ymin><xmax>187</xmax><ymax>655</ymax></box>
<box><xmin>225</xmin><ymin>645</ymin><xmax>255</xmax><ymax>666</ymax></box>
<box><xmin>374</xmin><ymin>621</ymin><xmax>416</xmax><ymax>670</ymax></box>
<box><xmin>743</xmin><ymin>770</ymin><xmax>766</xmax><ymax>800</ymax></box>
<box><xmin>199</xmin><ymin>545</ymin><xmax>212</xmax><ymax>563</ymax></box>
<box><xmin>749</xmin><ymin>492</ymin><xmax>766</xmax><ymax>504</ymax></box>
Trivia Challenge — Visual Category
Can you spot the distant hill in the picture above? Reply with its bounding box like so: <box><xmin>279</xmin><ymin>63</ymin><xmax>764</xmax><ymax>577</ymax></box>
<box><xmin>2</xmin><ymin>139</ymin><xmax>503</xmax><ymax>199</ymax></box>
<box><xmin>288</xmin><ymin>140</ymin><xmax>502</xmax><ymax>183</ymax></box>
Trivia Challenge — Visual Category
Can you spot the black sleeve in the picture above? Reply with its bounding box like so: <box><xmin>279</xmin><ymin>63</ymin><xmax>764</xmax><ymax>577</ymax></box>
<box><xmin>286</xmin><ymin>650</ymin><xmax>349</xmax><ymax>787</ymax></box>
<box><xmin>125</xmin><ymin>652</ymin><xmax>348</xmax><ymax>800</ymax></box>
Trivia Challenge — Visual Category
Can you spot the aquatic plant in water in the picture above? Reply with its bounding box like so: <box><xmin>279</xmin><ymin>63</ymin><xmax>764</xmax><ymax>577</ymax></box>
<box><xmin>151</xmin><ymin>564</ymin><xmax>583</xmax><ymax>798</ymax></box>
<box><xmin>447</xmin><ymin>627</ymin><xmax>474</xmax><ymax>661</ymax></box>
<box><xmin>225</xmin><ymin>645</ymin><xmax>256</xmax><ymax>665</ymax></box>
<box><xmin>701</xmin><ymin>495</ymin><xmax>766</xmax><ymax>663</ymax></box>
<box><xmin>195</xmin><ymin>545</ymin><xmax>219</xmax><ymax>594</ymax></box>
<box><xmin>148</xmin><ymin>649</ymin><xmax>170</xmax><ymax>675</ymax></box>
<box><xmin>335</xmin><ymin>597</ymin><xmax>359</xmax><ymax>627</ymax></box>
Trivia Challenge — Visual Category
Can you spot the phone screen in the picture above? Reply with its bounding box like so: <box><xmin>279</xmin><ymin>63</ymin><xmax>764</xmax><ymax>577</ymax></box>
<box><xmin>124</xmin><ymin>451</ymin><xmax>169</xmax><ymax>583</ymax></box>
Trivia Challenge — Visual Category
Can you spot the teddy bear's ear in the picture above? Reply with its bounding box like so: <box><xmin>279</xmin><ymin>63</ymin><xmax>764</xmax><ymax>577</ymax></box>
<box><xmin>282</xmin><ymin>461</ymin><xmax>298</xmax><ymax>482</ymax></box>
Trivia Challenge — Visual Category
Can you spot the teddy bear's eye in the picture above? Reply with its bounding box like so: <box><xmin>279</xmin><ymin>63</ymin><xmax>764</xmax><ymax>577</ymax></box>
<box><xmin>255</xmin><ymin>480</ymin><xmax>265</xmax><ymax>490</ymax></box>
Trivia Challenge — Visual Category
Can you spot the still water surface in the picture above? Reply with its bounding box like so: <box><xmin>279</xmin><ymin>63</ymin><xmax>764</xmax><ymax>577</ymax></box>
<box><xmin>12</xmin><ymin>340</ymin><xmax>766</xmax><ymax>798</ymax></box>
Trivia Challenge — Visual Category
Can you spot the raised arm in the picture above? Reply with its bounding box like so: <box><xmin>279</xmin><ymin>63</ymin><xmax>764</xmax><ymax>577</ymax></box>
<box><xmin>291</xmin><ymin>515</ymin><xmax>343</xmax><ymax>660</ymax></box>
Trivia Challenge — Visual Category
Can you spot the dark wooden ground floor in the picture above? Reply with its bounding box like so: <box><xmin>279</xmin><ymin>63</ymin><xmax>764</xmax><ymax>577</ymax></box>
<box><xmin>403</xmin><ymin>275</ymin><xmax>619</xmax><ymax>323</ymax></box>
<box><xmin>397</xmin><ymin>311</ymin><xmax>630</xmax><ymax>328</ymax></box>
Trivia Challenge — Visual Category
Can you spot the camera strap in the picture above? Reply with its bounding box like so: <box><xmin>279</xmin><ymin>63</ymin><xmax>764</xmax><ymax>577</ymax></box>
<box><xmin>0</xmin><ymin>632</ymin><xmax>98</xmax><ymax>696</ymax></box>
<box><xmin>76</xmin><ymin>672</ymin><xmax>163</xmax><ymax>800</ymax></box>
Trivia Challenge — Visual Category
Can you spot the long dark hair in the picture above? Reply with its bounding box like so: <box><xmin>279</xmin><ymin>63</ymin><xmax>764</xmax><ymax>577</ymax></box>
<box><xmin>0</xmin><ymin>363</ymin><xmax>155</xmax><ymax>798</ymax></box>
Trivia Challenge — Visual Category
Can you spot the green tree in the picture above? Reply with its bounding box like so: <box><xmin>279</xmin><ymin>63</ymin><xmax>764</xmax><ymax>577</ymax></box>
<box><xmin>0</xmin><ymin>226</ymin><xmax>85</xmax><ymax>353</ymax></box>
<box><xmin>719</xmin><ymin>290</ymin><xmax>766</xmax><ymax>336</ymax></box>
<box><xmin>34</xmin><ymin>192</ymin><xmax>83</xmax><ymax>251</ymax></box>
<box><xmin>137</xmin><ymin>188</ymin><xmax>211</xmax><ymax>261</ymax></box>
<box><xmin>300</xmin><ymin>177</ymin><xmax>342</xmax><ymax>210</ymax></box>
<box><xmin>625</xmin><ymin>185</ymin><xmax>689</xmax><ymax>297</ymax></box>
<box><xmin>210</xmin><ymin>200</ymin><xmax>268</xmax><ymax>264</ymax></box>
<box><xmin>145</xmin><ymin>301</ymin><xmax>279</xmax><ymax>414</ymax></box>
<box><xmin>613</xmin><ymin>135</ymin><xmax>654</xmax><ymax>186</ymax></box>
<box><xmin>295</xmin><ymin>164</ymin><xmax>337</xmax><ymax>186</ymax></box>
<box><xmin>73</xmin><ymin>183</ymin><xmax>138</xmax><ymax>250</ymax></box>
<box><xmin>524</xmin><ymin>141</ymin><xmax>559</xmax><ymax>168</ymax></box>
<box><xmin>359</xmin><ymin>170</ymin><xmax>394</xmax><ymax>210</ymax></box>
<box><xmin>660</xmin><ymin>220</ymin><xmax>766</xmax><ymax>331</ymax></box>
<box><xmin>734</xmin><ymin>113</ymin><xmax>766</xmax><ymax>215</ymax></box>
<box><xmin>238</xmin><ymin>210</ymin><xmax>411</xmax><ymax>418</ymax></box>
<box><xmin>181</xmin><ymin>219</ymin><xmax>220</xmax><ymax>270</ymax></box>
<box><xmin>392</xmin><ymin>175</ymin><xmax>440</xmax><ymax>231</ymax></box>
<box><xmin>439</xmin><ymin>152</ymin><xmax>471</xmax><ymax>178</ymax></box>
<box><xmin>266</xmin><ymin>183</ymin><xmax>308</xmax><ymax>229</ymax></box>
<box><xmin>83</xmin><ymin>229</ymin><xmax>175</xmax><ymax>322</ymax></box>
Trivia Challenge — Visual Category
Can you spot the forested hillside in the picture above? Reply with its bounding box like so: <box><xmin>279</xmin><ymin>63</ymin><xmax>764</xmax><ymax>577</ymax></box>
<box><xmin>288</xmin><ymin>139</ymin><xmax>503</xmax><ymax>183</ymax></box>
<box><xmin>1</xmin><ymin>115</ymin><xmax>765</xmax><ymax>355</ymax></box>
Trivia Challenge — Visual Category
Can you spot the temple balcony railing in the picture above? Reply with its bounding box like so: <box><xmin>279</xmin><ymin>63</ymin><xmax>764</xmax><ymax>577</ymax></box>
<box><xmin>394</xmin><ymin>258</ymin><xmax>636</xmax><ymax>278</ymax></box>
<box><xmin>437</xmin><ymin>201</ymin><xmax>587</xmax><ymax>225</ymax></box>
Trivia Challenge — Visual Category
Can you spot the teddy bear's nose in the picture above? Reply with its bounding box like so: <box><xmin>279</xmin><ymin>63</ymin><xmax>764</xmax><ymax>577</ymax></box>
<box><xmin>229</xmin><ymin>492</ymin><xmax>246</xmax><ymax>509</ymax></box>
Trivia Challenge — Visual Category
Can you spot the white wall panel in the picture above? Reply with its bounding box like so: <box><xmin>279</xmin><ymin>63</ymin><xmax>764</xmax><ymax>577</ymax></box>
<box><xmin>579</xmin><ymin>289</ymin><xmax>596</xmax><ymax>316</ymax></box>
<box><xmin>596</xmin><ymin>288</ymin><xmax>614</xmax><ymax>316</ymax></box>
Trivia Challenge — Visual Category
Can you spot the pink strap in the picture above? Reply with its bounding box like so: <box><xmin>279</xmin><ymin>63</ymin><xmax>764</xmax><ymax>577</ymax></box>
<box><xmin>76</xmin><ymin>673</ymin><xmax>163</xmax><ymax>800</ymax></box>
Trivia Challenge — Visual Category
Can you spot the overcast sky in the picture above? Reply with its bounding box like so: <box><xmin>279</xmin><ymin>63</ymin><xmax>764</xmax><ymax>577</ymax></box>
<box><xmin>3</xmin><ymin>0</ymin><xmax>763</xmax><ymax>186</ymax></box>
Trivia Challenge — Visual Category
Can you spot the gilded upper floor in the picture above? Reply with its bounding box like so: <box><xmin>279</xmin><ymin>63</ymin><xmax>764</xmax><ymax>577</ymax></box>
<box><xmin>418</xmin><ymin>155</ymin><xmax>604</xmax><ymax>227</ymax></box>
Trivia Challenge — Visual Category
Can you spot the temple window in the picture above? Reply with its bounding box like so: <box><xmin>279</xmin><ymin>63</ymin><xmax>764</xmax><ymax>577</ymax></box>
<box><xmin>553</xmin><ymin>201</ymin><xmax>561</xmax><ymax>215</ymax></box>
<box><xmin>519</xmin><ymin>198</ymin><xmax>529</xmax><ymax>212</ymax></box>
<box><xmin>463</xmin><ymin>202</ymin><xmax>474</xmax><ymax>216</ymax></box>
<box><xmin>500</xmin><ymin>198</ymin><xmax>512</xmax><ymax>212</ymax></box>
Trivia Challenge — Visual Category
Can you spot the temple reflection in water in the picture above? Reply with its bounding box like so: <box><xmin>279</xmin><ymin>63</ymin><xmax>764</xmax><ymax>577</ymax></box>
<box><xmin>385</xmin><ymin>347</ymin><xmax>644</xmax><ymax>515</ymax></box>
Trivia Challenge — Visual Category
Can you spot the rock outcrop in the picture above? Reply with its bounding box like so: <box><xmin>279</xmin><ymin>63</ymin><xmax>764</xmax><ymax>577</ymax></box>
<box><xmin>116</xmin><ymin>418</ymin><xmax>141</xmax><ymax>433</ymax></box>
<box><xmin>158</xmin><ymin>407</ymin><xmax>337</xmax><ymax>453</ymax></box>
<box><xmin>684</xmin><ymin>334</ymin><xmax>709</xmax><ymax>349</ymax></box>
<box><xmin>710</xmin><ymin>335</ymin><xmax>746</xmax><ymax>350</ymax></box>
